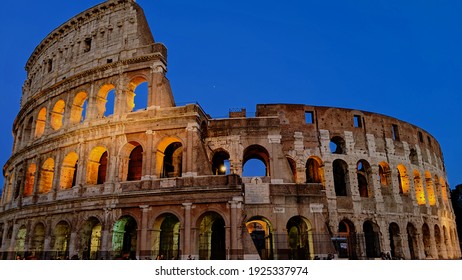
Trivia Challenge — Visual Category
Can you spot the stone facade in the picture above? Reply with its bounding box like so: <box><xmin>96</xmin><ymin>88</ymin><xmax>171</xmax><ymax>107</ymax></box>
<box><xmin>0</xmin><ymin>0</ymin><xmax>460</xmax><ymax>260</ymax></box>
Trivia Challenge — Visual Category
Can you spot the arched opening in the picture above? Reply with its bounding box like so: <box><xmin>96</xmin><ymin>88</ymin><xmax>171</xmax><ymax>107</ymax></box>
<box><xmin>24</xmin><ymin>117</ymin><xmax>34</xmax><ymax>143</ymax></box>
<box><xmin>357</xmin><ymin>160</ymin><xmax>372</xmax><ymax>198</ymax></box>
<box><xmin>243</xmin><ymin>145</ymin><xmax>270</xmax><ymax>177</ymax></box>
<box><xmin>330</xmin><ymin>136</ymin><xmax>346</xmax><ymax>154</ymax></box>
<box><xmin>86</xmin><ymin>147</ymin><xmax>108</xmax><ymax>185</ymax></box>
<box><xmin>440</xmin><ymin>177</ymin><xmax>448</xmax><ymax>204</ymax></box>
<box><xmin>425</xmin><ymin>171</ymin><xmax>436</xmax><ymax>206</ymax></box>
<box><xmin>127</xmin><ymin>144</ymin><xmax>143</xmax><ymax>181</ymax></box>
<box><xmin>198</xmin><ymin>212</ymin><xmax>226</xmax><ymax>260</ymax></box>
<box><xmin>24</xmin><ymin>163</ymin><xmax>37</xmax><ymax>197</ymax></box>
<box><xmin>337</xmin><ymin>219</ymin><xmax>357</xmax><ymax>259</ymax></box>
<box><xmin>38</xmin><ymin>158</ymin><xmax>54</xmax><ymax>194</ymax></box>
<box><xmin>129</xmin><ymin>77</ymin><xmax>148</xmax><ymax>112</ymax></box>
<box><xmin>422</xmin><ymin>223</ymin><xmax>432</xmax><ymax>259</ymax></box>
<box><xmin>413</xmin><ymin>170</ymin><xmax>426</xmax><ymax>205</ymax></box>
<box><xmin>211</xmin><ymin>150</ymin><xmax>230</xmax><ymax>175</ymax></box>
<box><xmin>286</xmin><ymin>216</ymin><xmax>312</xmax><ymax>260</ymax></box>
<box><xmin>363</xmin><ymin>221</ymin><xmax>380</xmax><ymax>259</ymax></box>
<box><xmin>112</xmin><ymin>216</ymin><xmax>138</xmax><ymax>259</ymax></box>
<box><xmin>151</xmin><ymin>213</ymin><xmax>180</xmax><ymax>260</ymax></box>
<box><xmin>80</xmin><ymin>217</ymin><xmax>102</xmax><ymax>260</ymax></box>
<box><xmin>97</xmin><ymin>84</ymin><xmax>116</xmax><ymax>117</ymax></box>
<box><xmin>59</xmin><ymin>152</ymin><xmax>78</xmax><ymax>190</ymax></box>
<box><xmin>397</xmin><ymin>164</ymin><xmax>409</xmax><ymax>194</ymax></box>
<box><xmin>53</xmin><ymin>221</ymin><xmax>71</xmax><ymax>260</ymax></box>
<box><xmin>306</xmin><ymin>157</ymin><xmax>324</xmax><ymax>185</ymax></box>
<box><xmin>14</xmin><ymin>226</ymin><xmax>27</xmax><ymax>259</ymax></box>
<box><xmin>161</xmin><ymin>142</ymin><xmax>183</xmax><ymax>178</ymax></box>
<box><xmin>245</xmin><ymin>216</ymin><xmax>274</xmax><ymax>260</ymax></box>
<box><xmin>30</xmin><ymin>223</ymin><xmax>45</xmax><ymax>259</ymax></box>
<box><xmin>70</xmin><ymin>91</ymin><xmax>88</xmax><ymax>124</ymax></box>
<box><xmin>35</xmin><ymin>107</ymin><xmax>47</xmax><ymax>138</ymax></box>
<box><xmin>388</xmin><ymin>223</ymin><xmax>402</xmax><ymax>259</ymax></box>
<box><xmin>378</xmin><ymin>162</ymin><xmax>391</xmax><ymax>187</ymax></box>
<box><xmin>287</xmin><ymin>157</ymin><xmax>297</xmax><ymax>182</ymax></box>
<box><xmin>434</xmin><ymin>225</ymin><xmax>443</xmax><ymax>259</ymax></box>
<box><xmin>333</xmin><ymin>159</ymin><xmax>349</xmax><ymax>196</ymax></box>
<box><xmin>50</xmin><ymin>100</ymin><xmax>65</xmax><ymax>130</ymax></box>
<box><xmin>407</xmin><ymin>223</ymin><xmax>419</xmax><ymax>260</ymax></box>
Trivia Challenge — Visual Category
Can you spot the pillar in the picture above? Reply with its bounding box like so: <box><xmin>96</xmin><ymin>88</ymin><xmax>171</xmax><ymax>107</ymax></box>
<box><xmin>182</xmin><ymin>203</ymin><xmax>192</xmax><ymax>259</ymax></box>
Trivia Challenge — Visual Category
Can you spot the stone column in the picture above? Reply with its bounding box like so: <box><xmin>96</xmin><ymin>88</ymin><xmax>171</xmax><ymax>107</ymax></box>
<box><xmin>182</xmin><ymin>203</ymin><xmax>192</xmax><ymax>259</ymax></box>
<box><xmin>144</xmin><ymin>130</ymin><xmax>154</xmax><ymax>178</ymax></box>
<box><xmin>139</xmin><ymin>205</ymin><xmax>150</xmax><ymax>259</ymax></box>
<box><xmin>229</xmin><ymin>196</ymin><xmax>243</xmax><ymax>259</ymax></box>
<box><xmin>68</xmin><ymin>231</ymin><xmax>78</xmax><ymax>259</ymax></box>
<box><xmin>7</xmin><ymin>223</ymin><xmax>19</xmax><ymax>260</ymax></box>
<box><xmin>184</xmin><ymin>123</ymin><xmax>199</xmax><ymax>177</ymax></box>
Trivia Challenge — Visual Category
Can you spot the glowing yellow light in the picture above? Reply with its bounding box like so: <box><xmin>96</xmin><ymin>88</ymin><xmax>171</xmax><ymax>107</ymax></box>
<box><xmin>220</xmin><ymin>165</ymin><xmax>227</xmax><ymax>173</ymax></box>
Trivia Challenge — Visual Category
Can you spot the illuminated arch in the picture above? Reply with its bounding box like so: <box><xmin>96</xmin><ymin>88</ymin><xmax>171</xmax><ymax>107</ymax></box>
<box><xmin>60</xmin><ymin>152</ymin><xmax>78</xmax><ymax>190</ymax></box>
<box><xmin>397</xmin><ymin>164</ymin><xmax>410</xmax><ymax>194</ymax></box>
<box><xmin>86</xmin><ymin>146</ymin><xmax>108</xmax><ymax>185</ymax></box>
<box><xmin>128</xmin><ymin>76</ymin><xmax>149</xmax><ymax>112</ymax></box>
<box><xmin>306</xmin><ymin>156</ymin><xmax>324</xmax><ymax>185</ymax></box>
<box><xmin>424</xmin><ymin>171</ymin><xmax>436</xmax><ymax>206</ymax></box>
<box><xmin>246</xmin><ymin>216</ymin><xmax>274</xmax><ymax>260</ymax></box>
<box><xmin>97</xmin><ymin>84</ymin><xmax>116</xmax><ymax>117</ymax></box>
<box><xmin>24</xmin><ymin>163</ymin><xmax>37</xmax><ymax>196</ymax></box>
<box><xmin>156</xmin><ymin>137</ymin><xmax>183</xmax><ymax>178</ymax></box>
<box><xmin>439</xmin><ymin>177</ymin><xmax>448</xmax><ymax>203</ymax></box>
<box><xmin>413</xmin><ymin>170</ymin><xmax>426</xmax><ymax>205</ymax></box>
<box><xmin>50</xmin><ymin>100</ymin><xmax>65</xmax><ymax>130</ymax></box>
<box><xmin>38</xmin><ymin>158</ymin><xmax>54</xmax><ymax>194</ymax></box>
<box><xmin>35</xmin><ymin>107</ymin><xmax>47</xmax><ymax>138</ymax></box>
<box><xmin>70</xmin><ymin>91</ymin><xmax>88</xmax><ymax>124</ymax></box>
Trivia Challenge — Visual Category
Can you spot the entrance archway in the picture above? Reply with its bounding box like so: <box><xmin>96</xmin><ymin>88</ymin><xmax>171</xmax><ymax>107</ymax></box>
<box><xmin>80</xmin><ymin>217</ymin><xmax>102</xmax><ymax>260</ymax></box>
<box><xmin>112</xmin><ymin>216</ymin><xmax>137</xmax><ymax>259</ymax></box>
<box><xmin>363</xmin><ymin>221</ymin><xmax>380</xmax><ymax>259</ymax></box>
<box><xmin>198</xmin><ymin>212</ymin><xmax>226</xmax><ymax>260</ymax></box>
<box><xmin>152</xmin><ymin>213</ymin><xmax>180</xmax><ymax>260</ymax></box>
<box><xmin>246</xmin><ymin>216</ymin><xmax>274</xmax><ymax>260</ymax></box>
<box><xmin>286</xmin><ymin>216</ymin><xmax>312</xmax><ymax>260</ymax></box>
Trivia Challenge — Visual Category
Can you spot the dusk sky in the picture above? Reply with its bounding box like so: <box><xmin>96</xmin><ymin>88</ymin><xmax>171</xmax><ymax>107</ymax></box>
<box><xmin>0</xmin><ymin>0</ymin><xmax>461</xmax><ymax>190</ymax></box>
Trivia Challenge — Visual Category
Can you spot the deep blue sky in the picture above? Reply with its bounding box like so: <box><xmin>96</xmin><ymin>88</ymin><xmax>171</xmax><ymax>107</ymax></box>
<box><xmin>0</xmin><ymin>0</ymin><xmax>461</xmax><ymax>190</ymax></box>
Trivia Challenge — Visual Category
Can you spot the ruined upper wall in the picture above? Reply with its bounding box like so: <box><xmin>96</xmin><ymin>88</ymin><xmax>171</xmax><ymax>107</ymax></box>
<box><xmin>22</xmin><ymin>0</ymin><xmax>158</xmax><ymax>105</ymax></box>
<box><xmin>254</xmin><ymin>103</ymin><xmax>444</xmax><ymax>164</ymax></box>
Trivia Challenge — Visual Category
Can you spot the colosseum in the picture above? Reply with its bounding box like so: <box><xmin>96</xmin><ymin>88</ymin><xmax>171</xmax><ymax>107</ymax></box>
<box><xmin>0</xmin><ymin>0</ymin><xmax>460</xmax><ymax>260</ymax></box>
